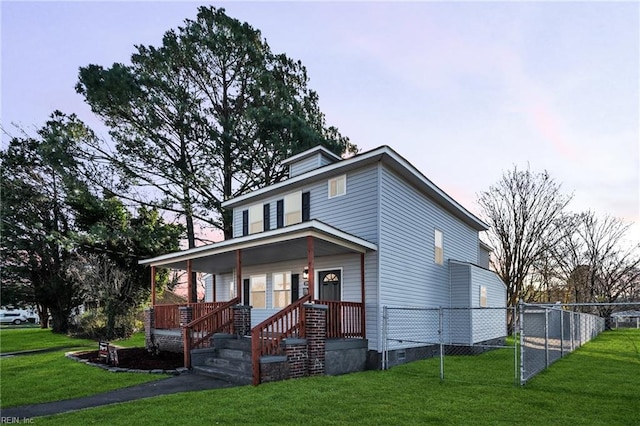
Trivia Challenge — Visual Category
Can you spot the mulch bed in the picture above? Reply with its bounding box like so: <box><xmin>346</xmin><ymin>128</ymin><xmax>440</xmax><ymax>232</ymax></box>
<box><xmin>75</xmin><ymin>347</ymin><xmax>183</xmax><ymax>370</ymax></box>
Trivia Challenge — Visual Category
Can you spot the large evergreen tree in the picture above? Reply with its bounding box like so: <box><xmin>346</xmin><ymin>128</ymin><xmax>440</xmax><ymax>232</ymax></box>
<box><xmin>1</xmin><ymin>112</ymin><xmax>90</xmax><ymax>331</ymax></box>
<box><xmin>1</xmin><ymin>112</ymin><xmax>184</xmax><ymax>334</ymax></box>
<box><xmin>76</xmin><ymin>6</ymin><xmax>356</xmax><ymax>250</ymax></box>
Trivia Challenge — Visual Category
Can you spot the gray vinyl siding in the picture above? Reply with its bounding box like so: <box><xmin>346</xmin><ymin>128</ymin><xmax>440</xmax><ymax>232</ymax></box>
<box><xmin>449</xmin><ymin>263</ymin><xmax>471</xmax><ymax>343</ymax></box>
<box><xmin>470</xmin><ymin>266</ymin><xmax>507</xmax><ymax>343</ymax></box>
<box><xmin>377</xmin><ymin>165</ymin><xmax>479</xmax><ymax>351</ymax></box>
<box><xmin>238</xmin><ymin>253</ymin><xmax>370</xmax><ymax>327</ymax></box>
<box><xmin>205</xmin><ymin>272</ymin><xmax>236</xmax><ymax>302</ymax></box>
<box><xmin>309</xmin><ymin>166</ymin><xmax>379</xmax><ymax>242</ymax></box>
<box><xmin>450</xmin><ymin>262</ymin><xmax>471</xmax><ymax>307</ymax></box>
<box><xmin>478</xmin><ymin>244</ymin><xmax>491</xmax><ymax>269</ymax></box>
<box><xmin>204</xmin><ymin>274</ymin><xmax>213</xmax><ymax>302</ymax></box>
<box><xmin>231</xmin><ymin>166</ymin><xmax>379</xmax><ymax>242</ymax></box>
<box><xmin>379</xmin><ymin>165</ymin><xmax>478</xmax><ymax>307</ymax></box>
<box><xmin>449</xmin><ymin>262</ymin><xmax>507</xmax><ymax>343</ymax></box>
<box><xmin>289</xmin><ymin>152</ymin><xmax>335</xmax><ymax>177</ymax></box>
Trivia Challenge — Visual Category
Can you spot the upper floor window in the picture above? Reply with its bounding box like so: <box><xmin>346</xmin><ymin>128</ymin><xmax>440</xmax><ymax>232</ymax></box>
<box><xmin>272</xmin><ymin>272</ymin><xmax>291</xmax><ymax>308</ymax></box>
<box><xmin>248</xmin><ymin>204</ymin><xmax>263</xmax><ymax>234</ymax></box>
<box><xmin>328</xmin><ymin>175</ymin><xmax>346</xmax><ymax>198</ymax></box>
<box><xmin>276</xmin><ymin>191</ymin><xmax>310</xmax><ymax>228</ymax></box>
<box><xmin>284</xmin><ymin>191</ymin><xmax>302</xmax><ymax>226</ymax></box>
<box><xmin>434</xmin><ymin>229</ymin><xmax>444</xmax><ymax>265</ymax></box>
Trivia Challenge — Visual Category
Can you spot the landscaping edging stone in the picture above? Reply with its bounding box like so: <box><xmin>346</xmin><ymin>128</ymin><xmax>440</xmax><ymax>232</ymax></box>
<box><xmin>65</xmin><ymin>351</ymin><xmax>188</xmax><ymax>375</ymax></box>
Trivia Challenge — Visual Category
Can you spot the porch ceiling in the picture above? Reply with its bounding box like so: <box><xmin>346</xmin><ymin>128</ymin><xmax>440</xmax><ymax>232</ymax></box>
<box><xmin>139</xmin><ymin>220</ymin><xmax>377</xmax><ymax>274</ymax></box>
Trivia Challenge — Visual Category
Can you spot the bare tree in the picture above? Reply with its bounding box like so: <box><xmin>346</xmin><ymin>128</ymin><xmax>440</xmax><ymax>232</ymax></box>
<box><xmin>569</xmin><ymin>214</ymin><xmax>640</xmax><ymax>314</ymax></box>
<box><xmin>478</xmin><ymin>167</ymin><xmax>572</xmax><ymax>319</ymax></box>
<box><xmin>67</xmin><ymin>254</ymin><xmax>137</xmax><ymax>339</ymax></box>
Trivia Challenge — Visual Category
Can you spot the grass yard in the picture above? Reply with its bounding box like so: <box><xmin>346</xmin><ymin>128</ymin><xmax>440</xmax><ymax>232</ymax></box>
<box><xmin>0</xmin><ymin>329</ymin><xmax>165</xmax><ymax>408</ymax></box>
<box><xmin>0</xmin><ymin>328</ymin><xmax>146</xmax><ymax>353</ymax></box>
<box><xmin>35</xmin><ymin>329</ymin><xmax>639</xmax><ymax>425</ymax></box>
<box><xmin>0</xmin><ymin>328</ymin><xmax>95</xmax><ymax>353</ymax></box>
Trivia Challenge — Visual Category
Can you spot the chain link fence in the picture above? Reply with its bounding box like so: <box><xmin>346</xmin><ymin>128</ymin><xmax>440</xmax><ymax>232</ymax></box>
<box><xmin>519</xmin><ymin>302</ymin><xmax>640</xmax><ymax>384</ymax></box>
<box><xmin>382</xmin><ymin>306</ymin><xmax>518</xmax><ymax>385</ymax></box>
<box><xmin>383</xmin><ymin>303</ymin><xmax>640</xmax><ymax>386</ymax></box>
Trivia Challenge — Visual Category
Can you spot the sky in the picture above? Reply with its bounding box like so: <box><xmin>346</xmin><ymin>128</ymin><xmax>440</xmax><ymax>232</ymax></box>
<box><xmin>2</xmin><ymin>1</ymin><xmax>639</xmax><ymax>243</ymax></box>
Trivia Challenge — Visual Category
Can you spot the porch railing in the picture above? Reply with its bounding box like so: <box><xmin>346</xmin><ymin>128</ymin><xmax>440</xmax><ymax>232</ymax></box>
<box><xmin>182</xmin><ymin>297</ymin><xmax>239</xmax><ymax>368</ymax></box>
<box><xmin>316</xmin><ymin>300</ymin><xmax>365</xmax><ymax>339</ymax></box>
<box><xmin>251</xmin><ymin>294</ymin><xmax>311</xmax><ymax>385</ymax></box>
<box><xmin>154</xmin><ymin>302</ymin><xmax>227</xmax><ymax>329</ymax></box>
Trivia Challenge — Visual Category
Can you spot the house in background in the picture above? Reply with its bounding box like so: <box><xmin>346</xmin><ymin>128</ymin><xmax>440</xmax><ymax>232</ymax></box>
<box><xmin>140</xmin><ymin>145</ymin><xmax>506</xmax><ymax>385</ymax></box>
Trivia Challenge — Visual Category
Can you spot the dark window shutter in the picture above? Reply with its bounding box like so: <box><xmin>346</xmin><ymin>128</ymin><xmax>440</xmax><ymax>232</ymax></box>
<box><xmin>291</xmin><ymin>274</ymin><xmax>300</xmax><ymax>303</ymax></box>
<box><xmin>243</xmin><ymin>278</ymin><xmax>250</xmax><ymax>306</ymax></box>
<box><xmin>263</xmin><ymin>204</ymin><xmax>271</xmax><ymax>231</ymax></box>
<box><xmin>242</xmin><ymin>210</ymin><xmax>248</xmax><ymax>236</ymax></box>
<box><xmin>276</xmin><ymin>199</ymin><xmax>284</xmax><ymax>228</ymax></box>
<box><xmin>302</xmin><ymin>192</ymin><xmax>310</xmax><ymax>222</ymax></box>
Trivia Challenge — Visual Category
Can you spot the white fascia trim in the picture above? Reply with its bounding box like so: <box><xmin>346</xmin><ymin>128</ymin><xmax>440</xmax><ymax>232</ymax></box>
<box><xmin>281</xmin><ymin>145</ymin><xmax>342</xmax><ymax>166</ymax></box>
<box><xmin>139</xmin><ymin>220</ymin><xmax>377</xmax><ymax>267</ymax></box>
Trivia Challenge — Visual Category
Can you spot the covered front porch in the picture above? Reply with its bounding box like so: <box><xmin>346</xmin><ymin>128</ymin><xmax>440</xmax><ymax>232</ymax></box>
<box><xmin>140</xmin><ymin>220</ymin><xmax>377</xmax><ymax>385</ymax></box>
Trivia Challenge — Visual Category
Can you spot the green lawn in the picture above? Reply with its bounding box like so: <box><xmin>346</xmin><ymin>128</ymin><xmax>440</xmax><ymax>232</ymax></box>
<box><xmin>0</xmin><ymin>328</ymin><xmax>95</xmax><ymax>353</ymax></box>
<box><xmin>0</xmin><ymin>329</ymin><xmax>165</xmax><ymax>408</ymax></box>
<box><xmin>34</xmin><ymin>329</ymin><xmax>639</xmax><ymax>425</ymax></box>
<box><xmin>0</xmin><ymin>328</ymin><xmax>146</xmax><ymax>353</ymax></box>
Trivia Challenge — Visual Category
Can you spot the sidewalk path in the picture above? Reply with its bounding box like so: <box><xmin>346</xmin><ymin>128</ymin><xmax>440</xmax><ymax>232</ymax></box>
<box><xmin>1</xmin><ymin>373</ymin><xmax>234</xmax><ymax>419</ymax></box>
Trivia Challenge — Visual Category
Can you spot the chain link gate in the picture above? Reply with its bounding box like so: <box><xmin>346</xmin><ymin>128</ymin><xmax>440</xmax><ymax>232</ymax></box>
<box><xmin>383</xmin><ymin>306</ymin><xmax>518</xmax><ymax>385</ymax></box>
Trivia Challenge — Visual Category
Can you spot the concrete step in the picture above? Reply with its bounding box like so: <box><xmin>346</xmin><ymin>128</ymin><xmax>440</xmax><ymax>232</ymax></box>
<box><xmin>193</xmin><ymin>365</ymin><xmax>253</xmax><ymax>385</ymax></box>
<box><xmin>217</xmin><ymin>347</ymin><xmax>252</xmax><ymax>361</ymax></box>
<box><xmin>213</xmin><ymin>336</ymin><xmax>252</xmax><ymax>351</ymax></box>
<box><xmin>201</xmin><ymin>356</ymin><xmax>252</xmax><ymax>375</ymax></box>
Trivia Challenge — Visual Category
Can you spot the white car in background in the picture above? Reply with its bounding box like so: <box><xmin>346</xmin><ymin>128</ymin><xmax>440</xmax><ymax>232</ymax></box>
<box><xmin>0</xmin><ymin>309</ymin><xmax>39</xmax><ymax>325</ymax></box>
<box><xmin>0</xmin><ymin>310</ymin><xmax>29</xmax><ymax>325</ymax></box>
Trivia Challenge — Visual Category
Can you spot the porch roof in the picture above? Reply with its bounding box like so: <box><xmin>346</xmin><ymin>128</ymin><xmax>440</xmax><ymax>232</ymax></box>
<box><xmin>139</xmin><ymin>220</ymin><xmax>377</xmax><ymax>274</ymax></box>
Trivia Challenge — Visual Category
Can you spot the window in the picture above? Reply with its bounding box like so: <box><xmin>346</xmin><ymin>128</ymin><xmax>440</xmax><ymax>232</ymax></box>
<box><xmin>248</xmin><ymin>204</ymin><xmax>263</xmax><ymax>234</ymax></box>
<box><xmin>272</xmin><ymin>272</ymin><xmax>291</xmax><ymax>308</ymax></box>
<box><xmin>328</xmin><ymin>175</ymin><xmax>346</xmax><ymax>198</ymax></box>
<box><xmin>480</xmin><ymin>286</ymin><xmax>487</xmax><ymax>307</ymax></box>
<box><xmin>434</xmin><ymin>229</ymin><xmax>444</xmax><ymax>265</ymax></box>
<box><xmin>284</xmin><ymin>191</ymin><xmax>302</xmax><ymax>226</ymax></box>
<box><xmin>250</xmin><ymin>275</ymin><xmax>266</xmax><ymax>308</ymax></box>
<box><xmin>229</xmin><ymin>281</ymin><xmax>236</xmax><ymax>299</ymax></box>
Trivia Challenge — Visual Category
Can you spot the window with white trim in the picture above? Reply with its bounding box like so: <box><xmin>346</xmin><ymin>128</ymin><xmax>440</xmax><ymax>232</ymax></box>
<box><xmin>272</xmin><ymin>272</ymin><xmax>291</xmax><ymax>308</ymax></box>
<box><xmin>480</xmin><ymin>286</ymin><xmax>487</xmax><ymax>307</ymax></box>
<box><xmin>284</xmin><ymin>191</ymin><xmax>302</xmax><ymax>226</ymax></box>
<box><xmin>250</xmin><ymin>275</ymin><xmax>266</xmax><ymax>308</ymax></box>
<box><xmin>328</xmin><ymin>174</ymin><xmax>346</xmax><ymax>198</ymax></box>
<box><xmin>248</xmin><ymin>204</ymin><xmax>263</xmax><ymax>234</ymax></box>
<box><xmin>434</xmin><ymin>229</ymin><xmax>444</xmax><ymax>265</ymax></box>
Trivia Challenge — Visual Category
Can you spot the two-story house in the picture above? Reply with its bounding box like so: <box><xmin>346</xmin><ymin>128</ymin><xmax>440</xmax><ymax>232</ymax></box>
<box><xmin>141</xmin><ymin>145</ymin><xmax>506</xmax><ymax>385</ymax></box>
